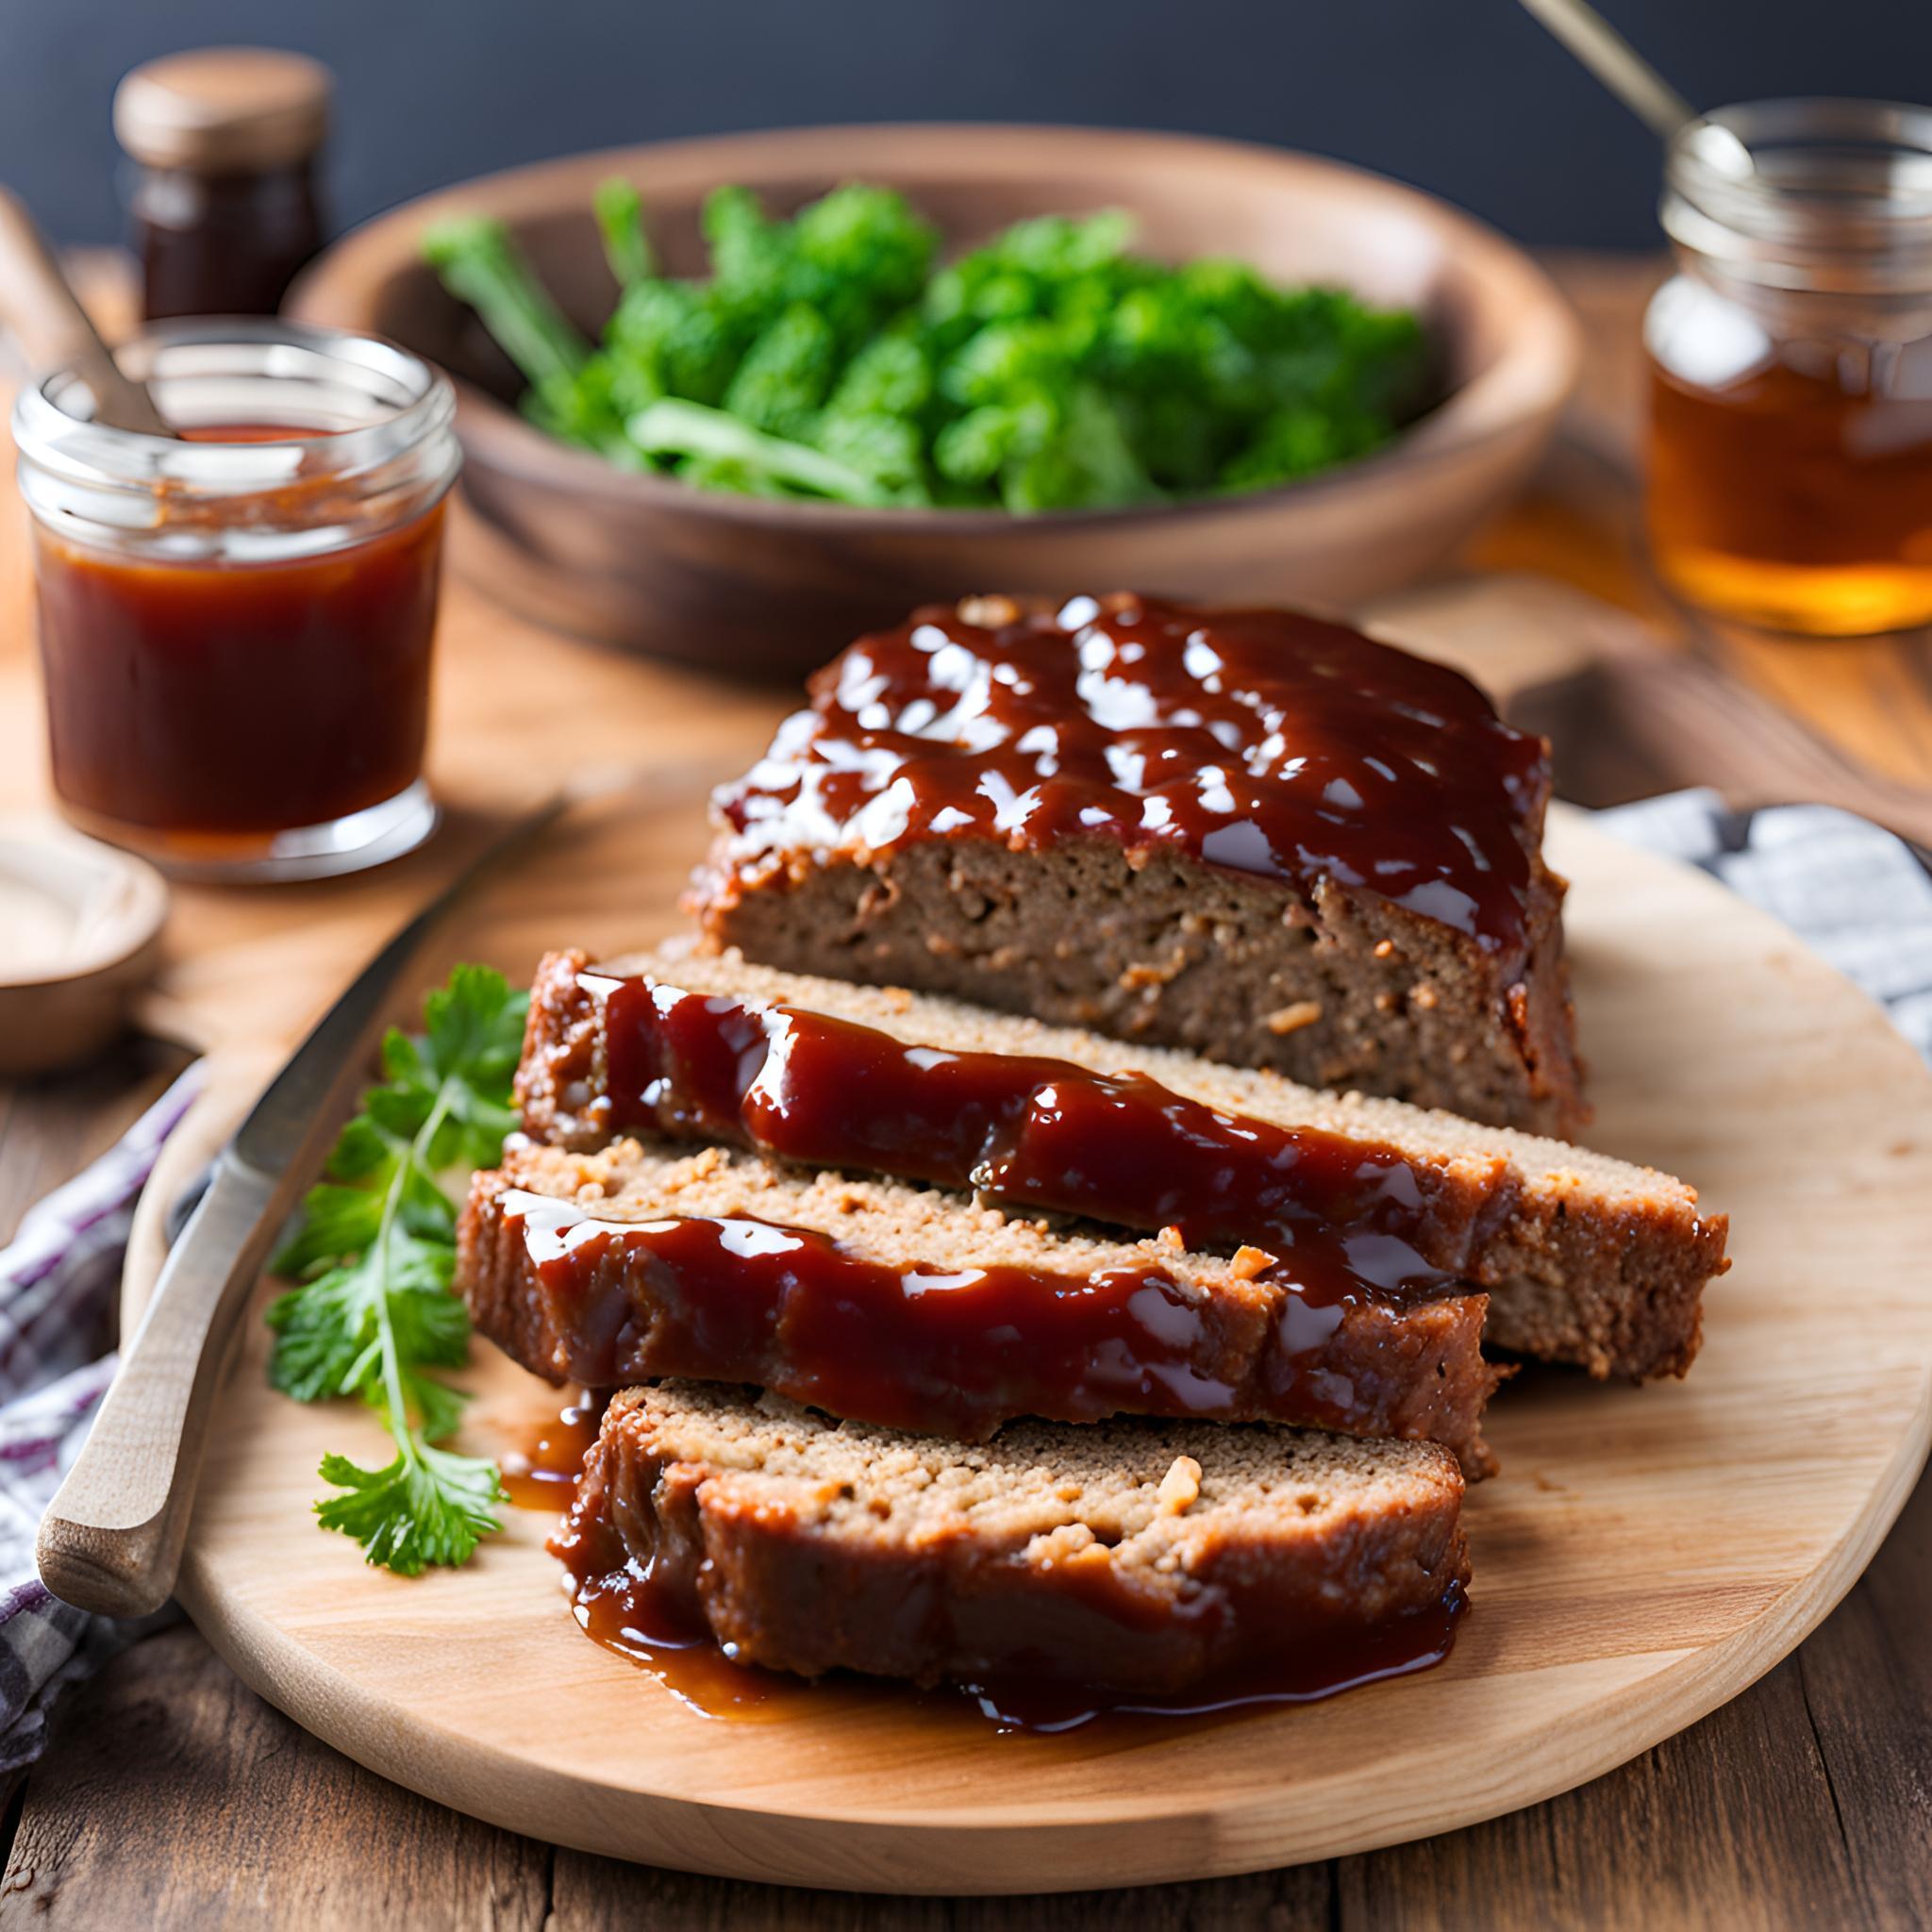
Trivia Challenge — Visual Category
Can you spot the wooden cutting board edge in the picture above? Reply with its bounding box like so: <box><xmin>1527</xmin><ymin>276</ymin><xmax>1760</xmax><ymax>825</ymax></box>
<box><xmin>113</xmin><ymin>805</ymin><xmax>1932</xmax><ymax>1894</ymax></box>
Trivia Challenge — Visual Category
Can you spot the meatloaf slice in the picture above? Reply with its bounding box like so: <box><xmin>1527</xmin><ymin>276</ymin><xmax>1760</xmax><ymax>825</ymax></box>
<box><xmin>558</xmin><ymin>1382</ymin><xmax>1470</xmax><ymax>1697</ymax></box>
<box><xmin>458</xmin><ymin>1139</ymin><xmax>1500</xmax><ymax>1474</ymax></box>
<box><xmin>520</xmin><ymin>945</ymin><xmax>1724</xmax><ymax>1380</ymax></box>
<box><xmin>690</xmin><ymin>592</ymin><xmax>1585</xmax><ymax>1136</ymax></box>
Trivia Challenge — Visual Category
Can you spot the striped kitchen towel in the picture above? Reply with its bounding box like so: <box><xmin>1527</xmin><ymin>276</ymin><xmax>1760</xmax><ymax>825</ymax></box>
<box><xmin>0</xmin><ymin>1066</ymin><xmax>200</xmax><ymax>1770</ymax></box>
<box><xmin>1595</xmin><ymin>791</ymin><xmax>1932</xmax><ymax>1062</ymax></box>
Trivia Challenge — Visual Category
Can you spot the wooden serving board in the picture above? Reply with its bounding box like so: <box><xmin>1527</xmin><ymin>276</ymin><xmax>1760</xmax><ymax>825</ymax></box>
<box><xmin>122</xmin><ymin>798</ymin><xmax>1932</xmax><ymax>1894</ymax></box>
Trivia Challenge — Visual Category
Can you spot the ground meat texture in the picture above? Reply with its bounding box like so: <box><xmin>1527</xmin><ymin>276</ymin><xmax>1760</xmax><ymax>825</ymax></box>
<box><xmin>458</xmin><ymin>1139</ymin><xmax>1501</xmax><ymax>1474</ymax></box>
<box><xmin>560</xmin><ymin>1382</ymin><xmax>1471</xmax><ymax>1695</ymax></box>
<box><xmin>517</xmin><ymin>947</ymin><xmax>1723</xmax><ymax>1380</ymax></box>
<box><xmin>691</xmin><ymin>592</ymin><xmax>1587</xmax><ymax>1137</ymax></box>
<box><xmin>695</xmin><ymin>837</ymin><xmax>1584</xmax><ymax>1136</ymax></box>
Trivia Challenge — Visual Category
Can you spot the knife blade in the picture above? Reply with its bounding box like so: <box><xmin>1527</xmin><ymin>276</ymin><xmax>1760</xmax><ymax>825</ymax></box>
<box><xmin>34</xmin><ymin>786</ymin><xmax>589</xmax><ymax>1619</ymax></box>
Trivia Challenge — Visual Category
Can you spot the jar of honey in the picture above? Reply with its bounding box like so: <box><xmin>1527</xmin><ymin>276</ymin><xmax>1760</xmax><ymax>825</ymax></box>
<box><xmin>1646</xmin><ymin>99</ymin><xmax>1932</xmax><ymax>635</ymax></box>
<box><xmin>13</xmin><ymin>321</ymin><xmax>459</xmax><ymax>880</ymax></box>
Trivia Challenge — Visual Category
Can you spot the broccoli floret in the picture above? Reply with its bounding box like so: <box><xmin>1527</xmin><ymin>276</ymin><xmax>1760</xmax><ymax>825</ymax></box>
<box><xmin>724</xmin><ymin>303</ymin><xmax>838</xmax><ymax>440</ymax></box>
<box><xmin>989</xmin><ymin>209</ymin><xmax>1134</xmax><ymax>278</ymax></box>
<box><xmin>939</xmin><ymin>321</ymin><xmax>1073</xmax><ymax>410</ymax></box>
<box><xmin>827</xmin><ymin>326</ymin><xmax>931</xmax><ymax>418</ymax></box>
<box><xmin>814</xmin><ymin>410</ymin><xmax>930</xmax><ymax>503</ymax></box>
<box><xmin>933</xmin><ymin>403</ymin><xmax>1028</xmax><ymax>490</ymax></box>
<box><xmin>790</xmin><ymin>184</ymin><xmax>935</xmax><ymax>333</ymax></box>
<box><xmin>1005</xmin><ymin>385</ymin><xmax>1162</xmax><ymax>512</ymax></box>
<box><xmin>702</xmin><ymin>185</ymin><xmax>791</xmax><ymax>319</ymax></box>
<box><xmin>1219</xmin><ymin>404</ymin><xmax>1391</xmax><ymax>493</ymax></box>
<box><xmin>606</xmin><ymin>279</ymin><xmax>745</xmax><ymax>407</ymax></box>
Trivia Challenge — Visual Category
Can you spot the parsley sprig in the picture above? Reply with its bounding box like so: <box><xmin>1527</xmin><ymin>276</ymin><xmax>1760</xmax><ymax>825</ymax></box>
<box><xmin>266</xmin><ymin>965</ymin><xmax>529</xmax><ymax>1574</ymax></box>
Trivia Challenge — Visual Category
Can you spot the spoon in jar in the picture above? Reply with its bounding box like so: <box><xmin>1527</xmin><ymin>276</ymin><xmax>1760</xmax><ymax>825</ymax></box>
<box><xmin>0</xmin><ymin>187</ymin><xmax>174</xmax><ymax>436</ymax></box>
<box><xmin>1518</xmin><ymin>0</ymin><xmax>1757</xmax><ymax>178</ymax></box>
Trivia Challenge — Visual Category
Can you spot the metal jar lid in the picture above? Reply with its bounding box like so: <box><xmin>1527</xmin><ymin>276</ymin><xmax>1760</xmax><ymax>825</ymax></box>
<box><xmin>113</xmin><ymin>47</ymin><xmax>331</xmax><ymax>175</ymax></box>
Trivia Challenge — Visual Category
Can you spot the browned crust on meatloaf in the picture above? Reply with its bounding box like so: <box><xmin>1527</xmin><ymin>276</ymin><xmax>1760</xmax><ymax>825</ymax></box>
<box><xmin>691</xmin><ymin>591</ymin><xmax>1585</xmax><ymax>1138</ymax></box>
<box><xmin>691</xmin><ymin>832</ymin><xmax>1587</xmax><ymax>1140</ymax></box>
<box><xmin>458</xmin><ymin>1141</ymin><xmax>1501</xmax><ymax>1474</ymax></box>
<box><xmin>561</xmin><ymin>1382</ymin><xmax>1470</xmax><ymax>1694</ymax></box>
<box><xmin>518</xmin><ymin>947</ymin><xmax>1722</xmax><ymax>1380</ymax></box>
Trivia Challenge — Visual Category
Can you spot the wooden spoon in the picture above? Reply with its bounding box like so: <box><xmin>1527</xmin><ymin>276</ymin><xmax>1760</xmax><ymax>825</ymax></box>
<box><xmin>0</xmin><ymin>188</ymin><xmax>173</xmax><ymax>435</ymax></box>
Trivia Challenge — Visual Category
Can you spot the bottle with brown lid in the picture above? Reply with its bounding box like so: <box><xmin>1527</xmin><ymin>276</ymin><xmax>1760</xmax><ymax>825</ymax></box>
<box><xmin>115</xmin><ymin>47</ymin><xmax>331</xmax><ymax>322</ymax></box>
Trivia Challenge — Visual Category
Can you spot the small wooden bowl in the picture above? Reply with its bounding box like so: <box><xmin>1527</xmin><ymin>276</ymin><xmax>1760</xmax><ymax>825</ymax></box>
<box><xmin>291</xmin><ymin>124</ymin><xmax>1581</xmax><ymax>678</ymax></box>
<box><xmin>0</xmin><ymin>818</ymin><xmax>168</xmax><ymax>1076</ymax></box>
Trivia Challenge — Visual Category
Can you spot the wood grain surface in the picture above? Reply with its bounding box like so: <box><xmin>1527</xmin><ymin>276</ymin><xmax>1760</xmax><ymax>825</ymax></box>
<box><xmin>96</xmin><ymin>807</ymin><xmax>1932</xmax><ymax>1894</ymax></box>
<box><xmin>1</xmin><ymin>254</ymin><xmax>1930</xmax><ymax>1925</ymax></box>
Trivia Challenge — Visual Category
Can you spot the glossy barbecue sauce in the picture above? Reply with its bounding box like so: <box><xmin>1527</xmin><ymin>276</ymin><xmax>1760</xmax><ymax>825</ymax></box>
<box><xmin>508</xmin><ymin>1185</ymin><xmax>1466</xmax><ymax>1441</ymax></box>
<box><xmin>506</xmin><ymin>973</ymin><xmax>1494</xmax><ymax>1440</ymax></box>
<box><xmin>546</xmin><ymin>1476</ymin><xmax>1466</xmax><ymax>1733</ymax></box>
<box><xmin>497</xmin><ymin>1392</ymin><xmax>604</xmax><ymax>1511</ymax></box>
<box><xmin>33</xmin><ymin>423</ymin><xmax>442</xmax><ymax>841</ymax></box>
<box><xmin>713</xmin><ymin>593</ymin><xmax>1549</xmax><ymax>958</ymax></box>
<box><xmin>588</xmin><ymin>972</ymin><xmax>1494</xmax><ymax>1285</ymax></box>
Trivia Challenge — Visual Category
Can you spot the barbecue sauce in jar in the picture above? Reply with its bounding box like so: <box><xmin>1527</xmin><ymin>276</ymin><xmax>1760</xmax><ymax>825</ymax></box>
<box><xmin>34</xmin><ymin>434</ymin><xmax>443</xmax><ymax>845</ymax></box>
<box><xmin>115</xmin><ymin>49</ymin><xmax>331</xmax><ymax>321</ymax></box>
<box><xmin>14</xmin><ymin>324</ymin><xmax>459</xmax><ymax>879</ymax></box>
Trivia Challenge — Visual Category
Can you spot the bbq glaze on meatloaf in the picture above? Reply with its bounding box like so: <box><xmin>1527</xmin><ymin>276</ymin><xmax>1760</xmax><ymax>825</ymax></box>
<box><xmin>458</xmin><ymin>1139</ymin><xmax>1501</xmax><ymax>1474</ymax></box>
<box><xmin>515</xmin><ymin>946</ymin><xmax>1722</xmax><ymax>1381</ymax></box>
<box><xmin>556</xmin><ymin>1382</ymin><xmax>1470</xmax><ymax>1697</ymax></box>
<box><xmin>690</xmin><ymin>592</ymin><xmax>1585</xmax><ymax>1137</ymax></box>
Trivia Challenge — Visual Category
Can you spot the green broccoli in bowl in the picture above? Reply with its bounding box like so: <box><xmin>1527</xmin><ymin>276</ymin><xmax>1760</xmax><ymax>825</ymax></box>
<box><xmin>424</xmin><ymin>180</ymin><xmax>1428</xmax><ymax>513</ymax></box>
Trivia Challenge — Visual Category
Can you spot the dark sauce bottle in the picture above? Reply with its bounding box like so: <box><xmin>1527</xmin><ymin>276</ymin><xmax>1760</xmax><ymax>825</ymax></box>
<box><xmin>115</xmin><ymin>48</ymin><xmax>331</xmax><ymax>322</ymax></box>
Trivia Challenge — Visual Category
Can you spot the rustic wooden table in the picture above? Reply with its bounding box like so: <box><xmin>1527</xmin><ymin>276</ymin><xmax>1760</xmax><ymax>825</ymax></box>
<box><xmin>0</xmin><ymin>257</ymin><xmax>1927</xmax><ymax>1930</ymax></box>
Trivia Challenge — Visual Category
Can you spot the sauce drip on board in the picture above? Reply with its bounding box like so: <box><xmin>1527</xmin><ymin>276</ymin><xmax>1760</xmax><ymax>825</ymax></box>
<box><xmin>714</xmin><ymin>593</ymin><xmax>1548</xmax><ymax>957</ymax></box>
<box><xmin>498</xmin><ymin>1393</ymin><xmax>604</xmax><ymax>1511</ymax></box>
<box><xmin>549</xmin><ymin>1517</ymin><xmax>1465</xmax><ymax>1734</ymax></box>
<box><xmin>587</xmin><ymin>969</ymin><xmax>1488</xmax><ymax>1289</ymax></box>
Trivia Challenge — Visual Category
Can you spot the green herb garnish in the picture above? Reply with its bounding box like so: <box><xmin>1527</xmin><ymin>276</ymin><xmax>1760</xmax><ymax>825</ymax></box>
<box><xmin>266</xmin><ymin>964</ymin><xmax>529</xmax><ymax>1574</ymax></box>
<box><xmin>423</xmin><ymin>183</ymin><xmax>1427</xmax><ymax>513</ymax></box>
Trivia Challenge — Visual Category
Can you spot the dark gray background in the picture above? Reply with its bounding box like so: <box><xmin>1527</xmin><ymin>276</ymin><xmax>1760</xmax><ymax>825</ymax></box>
<box><xmin>0</xmin><ymin>0</ymin><xmax>1912</xmax><ymax>250</ymax></box>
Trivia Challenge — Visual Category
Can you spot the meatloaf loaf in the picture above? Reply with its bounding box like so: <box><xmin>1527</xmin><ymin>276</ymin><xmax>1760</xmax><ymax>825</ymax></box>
<box><xmin>459</xmin><ymin>1139</ymin><xmax>1500</xmax><ymax>1473</ymax></box>
<box><xmin>517</xmin><ymin>945</ymin><xmax>1724</xmax><ymax>1380</ymax></box>
<box><xmin>558</xmin><ymin>1382</ymin><xmax>1470</xmax><ymax>1697</ymax></box>
<box><xmin>690</xmin><ymin>591</ymin><xmax>1585</xmax><ymax>1136</ymax></box>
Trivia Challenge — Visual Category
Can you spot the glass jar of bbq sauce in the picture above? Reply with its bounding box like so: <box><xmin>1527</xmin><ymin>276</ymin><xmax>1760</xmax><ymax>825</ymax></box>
<box><xmin>115</xmin><ymin>48</ymin><xmax>331</xmax><ymax>322</ymax></box>
<box><xmin>1646</xmin><ymin>99</ymin><xmax>1932</xmax><ymax>636</ymax></box>
<box><xmin>13</xmin><ymin>320</ymin><xmax>459</xmax><ymax>881</ymax></box>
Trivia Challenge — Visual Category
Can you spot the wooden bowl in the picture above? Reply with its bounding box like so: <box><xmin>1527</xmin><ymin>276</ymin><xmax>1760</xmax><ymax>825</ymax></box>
<box><xmin>0</xmin><ymin>817</ymin><xmax>168</xmax><ymax>1075</ymax></box>
<box><xmin>290</xmin><ymin>124</ymin><xmax>1581</xmax><ymax>678</ymax></box>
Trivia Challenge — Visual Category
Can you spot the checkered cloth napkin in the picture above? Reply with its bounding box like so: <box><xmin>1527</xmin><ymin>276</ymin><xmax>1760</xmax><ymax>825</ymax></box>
<box><xmin>0</xmin><ymin>791</ymin><xmax>1926</xmax><ymax>1769</ymax></box>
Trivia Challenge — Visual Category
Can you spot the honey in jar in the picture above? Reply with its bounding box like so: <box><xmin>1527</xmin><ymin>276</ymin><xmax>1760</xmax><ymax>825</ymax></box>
<box><xmin>1644</xmin><ymin>100</ymin><xmax>1932</xmax><ymax>636</ymax></box>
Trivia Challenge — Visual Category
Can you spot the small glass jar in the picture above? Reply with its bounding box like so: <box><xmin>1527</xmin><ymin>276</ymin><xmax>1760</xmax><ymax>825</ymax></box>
<box><xmin>114</xmin><ymin>48</ymin><xmax>331</xmax><ymax>322</ymax></box>
<box><xmin>1646</xmin><ymin>98</ymin><xmax>1932</xmax><ymax>636</ymax></box>
<box><xmin>14</xmin><ymin>320</ymin><xmax>459</xmax><ymax>881</ymax></box>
